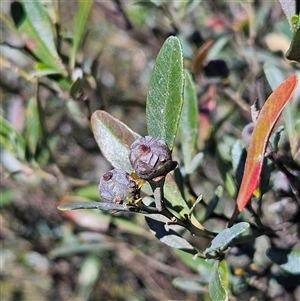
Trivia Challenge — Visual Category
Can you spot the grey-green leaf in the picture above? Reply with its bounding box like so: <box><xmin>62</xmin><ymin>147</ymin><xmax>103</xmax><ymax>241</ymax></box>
<box><xmin>209</xmin><ymin>260</ymin><xmax>228</xmax><ymax>301</ymax></box>
<box><xmin>145</xmin><ymin>216</ymin><xmax>196</xmax><ymax>253</ymax></box>
<box><xmin>146</xmin><ymin>36</ymin><xmax>184</xmax><ymax>150</ymax></box>
<box><xmin>267</xmin><ymin>248</ymin><xmax>300</xmax><ymax>275</ymax></box>
<box><xmin>91</xmin><ymin>110</ymin><xmax>140</xmax><ymax>173</ymax></box>
<box><xmin>25</xmin><ymin>97</ymin><xmax>41</xmax><ymax>155</ymax></box>
<box><xmin>58</xmin><ymin>201</ymin><xmax>130</xmax><ymax>213</ymax></box>
<box><xmin>178</xmin><ymin>69</ymin><xmax>198</xmax><ymax>171</ymax></box>
<box><xmin>70</xmin><ymin>0</ymin><xmax>93</xmax><ymax>70</ymax></box>
<box><xmin>204</xmin><ymin>222</ymin><xmax>250</xmax><ymax>256</ymax></box>
<box><xmin>173</xmin><ymin>278</ymin><xmax>207</xmax><ymax>293</ymax></box>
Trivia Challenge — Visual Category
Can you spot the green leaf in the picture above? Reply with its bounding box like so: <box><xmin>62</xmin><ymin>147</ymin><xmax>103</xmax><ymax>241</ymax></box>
<box><xmin>145</xmin><ymin>215</ymin><xmax>196</xmax><ymax>253</ymax></box>
<box><xmin>0</xmin><ymin>116</ymin><xmax>26</xmax><ymax>160</ymax></box>
<box><xmin>78</xmin><ymin>255</ymin><xmax>100</xmax><ymax>293</ymax></box>
<box><xmin>0</xmin><ymin>190</ymin><xmax>15</xmax><ymax>207</ymax></box>
<box><xmin>204</xmin><ymin>222</ymin><xmax>250</xmax><ymax>256</ymax></box>
<box><xmin>25</xmin><ymin>97</ymin><xmax>41</xmax><ymax>155</ymax></box>
<box><xmin>58</xmin><ymin>201</ymin><xmax>131</xmax><ymax>213</ymax></box>
<box><xmin>12</xmin><ymin>1</ymin><xmax>64</xmax><ymax>72</ymax></box>
<box><xmin>164</xmin><ymin>174</ymin><xmax>190</xmax><ymax>216</ymax></box>
<box><xmin>74</xmin><ymin>185</ymin><xmax>99</xmax><ymax>201</ymax></box>
<box><xmin>173</xmin><ymin>278</ymin><xmax>207</xmax><ymax>293</ymax></box>
<box><xmin>178</xmin><ymin>70</ymin><xmax>198</xmax><ymax>171</ymax></box>
<box><xmin>91</xmin><ymin>110</ymin><xmax>140</xmax><ymax>172</ymax></box>
<box><xmin>146</xmin><ymin>36</ymin><xmax>184</xmax><ymax>150</ymax></box>
<box><xmin>231</xmin><ymin>139</ymin><xmax>246</xmax><ymax>188</ymax></box>
<box><xmin>174</xmin><ymin>249</ymin><xmax>214</xmax><ymax>277</ymax></box>
<box><xmin>50</xmin><ymin>242</ymin><xmax>113</xmax><ymax>258</ymax></box>
<box><xmin>209</xmin><ymin>260</ymin><xmax>228</xmax><ymax>301</ymax></box>
<box><xmin>70</xmin><ymin>77</ymin><xmax>82</xmax><ymax>99</ymax></box>
<box><xmin>187</xmin><ymin>152</ymin><xmax>204</xmax><ymax>175</ymax></box>
<box><xmin>204</xmin><ymin>186</ymin><xmax>223</xmax><ymax>221</ymax></box>
<box><xmin>216</xmin><ymin>145</ymin><xmax>237</xmax><ymax>198</ymax></box>
<box><xmin>267</xmin><ymin>248</ymin><xmax>300</xmax><ymax>275</ymax></box>
<box><xmin>70</xmin><ymin>0</ymin><xmax>93</xmax><ymax>70</ymax></box>
<box><xmin>36</xmin><ymin>134</ymin><xmax>58</xmax><ymax>167</ymax></box>
<box><xmin>286</xmin><ymin>13</ymin><xmax>300</xmax><ymax>62</ymax></box>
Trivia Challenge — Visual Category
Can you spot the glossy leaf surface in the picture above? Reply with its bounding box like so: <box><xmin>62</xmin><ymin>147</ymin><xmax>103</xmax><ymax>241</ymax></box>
<box><xmin>146</xmin><ymin>36</ymin><xmax>184</xmax><ymax>150</ymax></box>
<box><xmin>236</xmin><ymin>75</ymin><xmax>298</xmax><ymax>212</ymax></box>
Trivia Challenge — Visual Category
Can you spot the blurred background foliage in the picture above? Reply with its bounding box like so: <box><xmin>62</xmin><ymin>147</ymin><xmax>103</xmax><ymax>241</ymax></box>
<box><xmin>1</xmin><ymin>0</ymin><xmax>300</xmax><ymax>300</ymax></box>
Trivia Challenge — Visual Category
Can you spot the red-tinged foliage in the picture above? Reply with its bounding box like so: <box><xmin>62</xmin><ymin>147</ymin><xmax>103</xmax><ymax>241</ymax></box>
<box><xmin>236</xmin><ymin>75</ymin><xmax>298</xmax><ymax>212</ymax></box>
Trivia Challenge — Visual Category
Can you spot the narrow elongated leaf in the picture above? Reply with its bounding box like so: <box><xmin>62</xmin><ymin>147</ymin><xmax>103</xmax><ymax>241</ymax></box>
<box><xmin>174</xmin><ymin>249</ymin><xmax>214</xmax><ymax>277</ymax></box>
<box><xmin>204</xmin><ymin>222</ymin><xmax>249</xmax><ymax>256</ymax></box>
<box><xmin>0</xmin><ymin>116</ymin><xmax>26</xmax><ymax>160</ymax></box>
<box><xmin>209</xmin><ymin>260</ymin><xmax>228</xmax><ymax>301</ymax></box>
<box><xmin>236</xmin><ymin>75</ymin><xmax>298</xmax><ymax>212</ymax></box>
<box><xmin>70</xmin><ymin>0</ymin><xmax>93</xmax><ymax>70</ymax></box>
<box><xmin>12</xmin><ymin>1</ymin><xmax>64</xmax><ymax>72</ymax></box>
<box><xmin>25</xmin><ymin>97</ymin><xmax>40</xmax><ymax>155</ymax></box>
<box><xmin>267</xmin><ymin>248</ymin><xmax>300</xmax><ymax>275</ymax></box>
<box><xmin>173</xmin><ymin>278</ymin><xmax>207</xmax><ymax>293</ymax></box>
<box><xmin>58</xmin><ymin>201</ymin><xmax>130</xmax><ymax>213</ymax></box>
<box><xmin>231</xmin><ymin>139</ymin><xmax>246</xmax><ymax>188</ymax></box>
<box><xmin>178</xmin><ymin>70</ymin><xmax>198</xmax><ymax>171</ymax></box>
<box><xmin>146</xmin><ymin>36</ymin><xmax>184</xmax><ymax>150</ymax></box>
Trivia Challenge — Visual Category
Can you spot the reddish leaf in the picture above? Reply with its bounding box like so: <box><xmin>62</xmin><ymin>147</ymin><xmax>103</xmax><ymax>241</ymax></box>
<box><xmin>192</xmin><ymin>38</ymin><xmax>214</xmax><ymax>76</ymax></box>
<box><xmin>236</xmin><ymin>75</ymin><xmax>298</xmax><ymax>212</ymax></box>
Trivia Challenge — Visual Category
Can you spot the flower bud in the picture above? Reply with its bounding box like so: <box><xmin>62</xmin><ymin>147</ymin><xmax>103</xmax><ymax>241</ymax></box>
<box><xmin>129</xmin><ymin>136</ymin><xmax>177</xmax><ymax>180</ymax></box>
<box><xmin>241</xmin><ymin>122</ymin><xmax>254</xmax><ymax>149</ymax></box>
<box><xmin>99</xmin><ymin>169</ymin><xmax>139</xmax><ymax>204</ymax></box>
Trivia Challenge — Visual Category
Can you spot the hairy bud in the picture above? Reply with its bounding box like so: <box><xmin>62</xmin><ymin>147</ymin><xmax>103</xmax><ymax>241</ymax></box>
<box><xmin>99</xmin><ymin>169</ymin><xmax>139</xmax><ymax>204</ymax></box>
<box><xmin>129</xmin><ymin>136</ymin><xmax>177</xmax><ymax>180</ymax></box>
